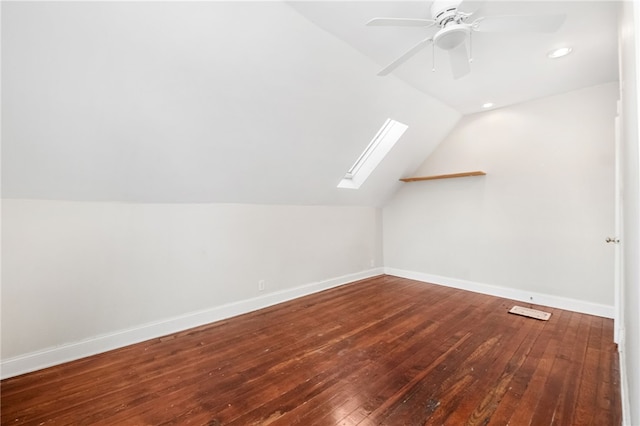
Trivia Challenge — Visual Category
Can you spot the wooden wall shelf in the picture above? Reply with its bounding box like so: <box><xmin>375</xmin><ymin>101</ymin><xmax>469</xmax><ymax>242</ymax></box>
<box><xmin>399</xmin><ymin>171</ymin><xmax>486</xmax><ymax>182</ymax></box>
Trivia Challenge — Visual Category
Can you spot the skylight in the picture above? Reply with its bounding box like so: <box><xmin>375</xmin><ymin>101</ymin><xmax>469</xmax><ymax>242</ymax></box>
<box><xmin>338</xmin><ymin>118</ymin><xmax>408</xmax><ymax>189</ymax></box>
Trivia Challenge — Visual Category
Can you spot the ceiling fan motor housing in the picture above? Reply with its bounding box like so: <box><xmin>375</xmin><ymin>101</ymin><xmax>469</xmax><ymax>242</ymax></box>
<box><xmin>431</xmin><ymin>0</ymin><xmax>469</xmax><ymax>50</ymax></box>
<box><xmin>431</xmin><ymin>0</ymin><xmax>464</xmax><ymax>25</ymax></box>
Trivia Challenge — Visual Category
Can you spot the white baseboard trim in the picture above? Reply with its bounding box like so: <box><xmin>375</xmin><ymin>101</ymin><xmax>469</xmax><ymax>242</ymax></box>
<box><xmin>384</xmin><ymin>268</ymin><xmax>614</xmax><ymax>318</ymax></box>
<box><xmin>1</xmin><ymin>268</ymin><xmax>384</xmax><ymax>380</ymax></box>
<box><xmin>618</xmin><ymin>338</ymin><xmax>632</xmax><ymax>426</ymax></box>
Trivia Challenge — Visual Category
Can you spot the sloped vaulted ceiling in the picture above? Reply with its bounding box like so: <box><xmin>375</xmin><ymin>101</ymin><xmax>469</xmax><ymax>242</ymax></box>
<box><xmin>1</xmin><ymin>1</ymin><xmax>461</xmax><ymax>206</ymax></box>
<box><xmin>289</xmin><ymin>1</ymin><xmax>619</xmax><ymax>115</ymax></box>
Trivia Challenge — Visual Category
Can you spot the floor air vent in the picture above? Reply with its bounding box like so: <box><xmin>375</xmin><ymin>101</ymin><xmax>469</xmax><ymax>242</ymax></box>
<box><xmin>509</xmin><ymin>305</ymin><xmax>551</xmax><ymax>321</ymax></box>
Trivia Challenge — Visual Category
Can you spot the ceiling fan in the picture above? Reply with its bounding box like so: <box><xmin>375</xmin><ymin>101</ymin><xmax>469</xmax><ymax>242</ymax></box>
<box><xmin>367</xmin><ymin>0</ymin><xmax>566</xmax><ymax>79</ymax></box>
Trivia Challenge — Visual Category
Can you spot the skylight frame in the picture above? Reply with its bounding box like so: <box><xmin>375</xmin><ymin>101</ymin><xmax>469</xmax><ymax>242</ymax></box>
<box><xmin>338</xmin><ymin>118</ymin><xmax>408</xmax><ymax>190</ymax></box>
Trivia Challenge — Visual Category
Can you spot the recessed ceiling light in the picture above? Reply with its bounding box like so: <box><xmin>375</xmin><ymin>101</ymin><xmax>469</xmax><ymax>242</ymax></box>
<box><xmin>482</xmin><ymin>102</ymin><xmax>494</xmax><ymax>109</ymax></box>
<box><xmin>548</xmin><ymin>47</ymin><xmax>573</xmax><ymax>59</ymax></box>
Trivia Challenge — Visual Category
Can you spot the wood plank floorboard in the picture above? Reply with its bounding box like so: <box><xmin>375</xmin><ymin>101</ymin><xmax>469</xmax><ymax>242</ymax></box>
<box><xmin>1</xmin><ymin>275</ymin><xmax>621</xmax><ymax>425</ymax></box>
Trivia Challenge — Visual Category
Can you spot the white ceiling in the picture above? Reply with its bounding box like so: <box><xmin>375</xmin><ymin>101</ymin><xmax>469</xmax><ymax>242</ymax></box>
<box><xmin>1</xmin><ymin>1</ymin><xmax>460</xmax><ymax>206</ymax></box>
<box><xmin>0</xmin><ymin>1</ymin><xmax>621</xmax><ymax>206</ymax></box>
<box><xmin>289</xmin><ymin>1</ymin><xmax>620</xmax><ymax>114</ymax></box>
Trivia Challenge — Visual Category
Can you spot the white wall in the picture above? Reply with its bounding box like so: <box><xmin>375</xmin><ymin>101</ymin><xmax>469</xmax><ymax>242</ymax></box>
<box><xmin>0</xmin><ymin>0</ymin><xmax>457</xmax><ymax>379</ymax></box>
<box><xmin>384</xmin><ymin>83</ymin><xmax>618</xmax><ymax>312</ymax></box>
<box><xmin>1</xmin><ymin>200</ymin><xmax>382</xmax><ymax>376</ymax></box>
<box><xmin>619</xmin><ymin>1</ymin><xmax>640</xmax><ymax>424</ymax></box>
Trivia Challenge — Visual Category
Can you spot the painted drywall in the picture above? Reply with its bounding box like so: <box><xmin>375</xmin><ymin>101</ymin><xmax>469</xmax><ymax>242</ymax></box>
<box><xmin>289</xmin><ymin>1</ymin><xmax>619</xmax><ymax>115</ymax></box>
<box><xmin>1</xmin><ymin>1</ymin><xmax>460</xmax><ymax>206</ymax></box>
<box><xmin>0</xmin><ymin>0</ymin><xmax>458</xmax><ymax>375</ymax></box>
<box><xmin>1</xmin><ymin>200</ymin><xmax>382</xmax><ymax>364</ymax></box>
<box><xmin>619</xmin><ymin>2</ymin><xmax>640</xmax><ymax>424</ymax></box>
<box><xmin>383</xmin><ymin>83</ymin><xmax>618</xmax><ymax>308</ymax></box>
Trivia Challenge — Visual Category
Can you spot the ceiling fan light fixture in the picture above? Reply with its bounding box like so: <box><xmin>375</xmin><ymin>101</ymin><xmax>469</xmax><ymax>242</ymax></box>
<box><xmin>433</xmin><ymin>24</ymin><xmax>470</xmax><ymax>50</ymax></box>
<box><xmin>548</xmin><ymin>47</ymin><xmax>572</xmax><ymax>59</ymax></box>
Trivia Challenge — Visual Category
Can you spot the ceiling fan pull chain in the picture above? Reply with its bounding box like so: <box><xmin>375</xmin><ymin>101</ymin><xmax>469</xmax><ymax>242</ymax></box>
<box><xmin>469</xmin><ymin>31</ymin><xmax>473</xmax><ymax>63</ymax></box>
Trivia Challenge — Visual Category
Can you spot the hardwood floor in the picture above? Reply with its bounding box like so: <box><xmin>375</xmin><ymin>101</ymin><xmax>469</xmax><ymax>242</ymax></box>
<box><xmin>1</xmin><ymin>275</ymin><xmax>621</xmax><ymax>425</ymax></box>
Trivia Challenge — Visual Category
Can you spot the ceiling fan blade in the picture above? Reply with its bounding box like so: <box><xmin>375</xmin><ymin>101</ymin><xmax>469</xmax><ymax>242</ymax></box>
<box><xmin>366</xmin><ymin>17</ymin><xmax>436</xmax><ymax>28</ymax></box>
<box><xmin>473</xmin><ymin>14</ymin><xmax>566</xmax><ymax>33</ymax></box>
<box><xmin>378</xmin><ymin>38</ymin><xmax>433</xmax><ymax>76</ymax></box>
<box><xmin>448</xmin><ymin>43</ymin><xmax>471</xmax><ymax>80</ymax></box>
